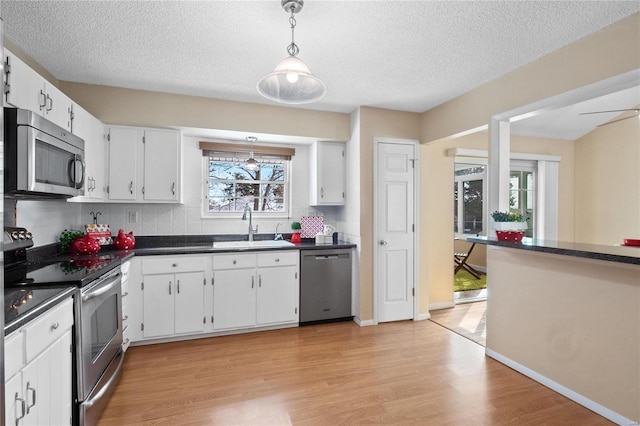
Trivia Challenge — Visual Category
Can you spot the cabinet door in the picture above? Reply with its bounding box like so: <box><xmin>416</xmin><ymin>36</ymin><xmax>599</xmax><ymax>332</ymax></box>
<box><xmin>4</xmin><ymin>49</ymin><xmax>33</xmax><ymax>109</ymax></box>
<box><xmin>174</xmin><ymin>271</ymin><xmax>206</xmax><ymax>334</ymax></box>
<box><xmin>107</xmin><ymin>127</ymin><xmax>140</xmax><ymax>200</ymax></box>
<box><xmin>257</xmin><ymin>266</ymin><xmax>299</xmax><ymax>325</ymax></box>
<box><xmin>43</xmin><ymin>82</ymin><xmax>73</xmax><ymax>131</ymax></box>
<box><xmin>5</xmin><ymin>372</ymin><xmax>24</xmax><ymax>426</ymax></box>
<box><xmin>72</xmin><ymin>104</ymin><xmax>105</xmax><ymax>199</ymax></box>
<box><xmin>143</xmin><ymin>129</ymin><xmax>180</xmax><ymax>201</ymax></box>
<box><xmin>142</xmin><ymin>274</ymin><xmax>175</xmax><ymax>338</ymax></box>
<box><xmin>24</xmin><ymin>330</ymin><xmax>73</xmax><ymax>426</ymax></box>
<box><xmin>213</xmin><ymin>269</ymin><xmax>256</xmax><ymax>330</ymax></box>
<box><xmin>318</xmin><ymin>142</ymin><xmax>345</xmax><ymax>204</ymax></box>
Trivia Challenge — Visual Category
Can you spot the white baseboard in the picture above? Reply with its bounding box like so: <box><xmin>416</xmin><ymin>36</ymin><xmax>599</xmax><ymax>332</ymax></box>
<box><xmin>415</xmin><ymin>312</ymin><xmax>431</xmax><ymax>321</ymax></box>
<box><xmin>428</xmin><ymin>301</ymin><xmax>455</xmax><ymax>311</ymax></box>
<box><xmin>485</xmin><ymin>349</ymin><xmax>635</xmax><ymax>426</ymax></box>
<box><xmin>354</xmin><ymin>317</ymin><xmax>375</xmax><ymax>327</ymax></box>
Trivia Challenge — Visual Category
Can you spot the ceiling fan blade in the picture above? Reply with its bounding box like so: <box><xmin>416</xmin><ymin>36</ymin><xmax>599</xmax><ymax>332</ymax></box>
<box><xmin>596</xmin><ymin>114</ymin><xmax>639</xmax><ymax>127</ymax></box>
<box><xmin>580</xmin><ymin>108</ymin><xmax>639</xmax><ymax>115</ymax></box>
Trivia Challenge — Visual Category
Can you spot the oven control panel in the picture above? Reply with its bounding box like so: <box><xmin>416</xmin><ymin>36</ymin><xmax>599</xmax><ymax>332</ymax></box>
<box><xmin>4</xmin><ymin>227</ymin><xmax>34</xmax><ymax>251</ymax></box>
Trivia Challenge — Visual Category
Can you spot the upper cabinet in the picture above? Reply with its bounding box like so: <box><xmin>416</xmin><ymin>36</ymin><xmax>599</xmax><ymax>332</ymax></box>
<box><xmin>72</xmin><ymin>104</ymin><xmax>106</xmax><ymax>200</ymax></box>
<box><xmin>309</xmin><ymin>141</ymin><xmax>346</xmax><ymax>206</ymax></box>
<box><xmin>4</xmin><ymin>49</ymin><xmax>72</xmax><ymax>131</ymax></box>
<box><xmin>106</xmin><ymin>125</ymin><xmax>181</xmax><ymax>203</ymax></box>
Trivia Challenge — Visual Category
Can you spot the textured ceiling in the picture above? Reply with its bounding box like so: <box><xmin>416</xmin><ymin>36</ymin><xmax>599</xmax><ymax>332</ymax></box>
<box><xmin>3</xmin><ymin>0</ymin><xmax>639</xmax><ymax>118</ymax></box>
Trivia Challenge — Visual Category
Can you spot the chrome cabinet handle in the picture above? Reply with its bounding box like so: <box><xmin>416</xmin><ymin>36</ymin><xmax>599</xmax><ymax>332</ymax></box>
<box><xmin>379</xmin><ymin>240</ymin><xmax>388</xmax><ymax>246</ymax></box>
<box><xmin>51</xmin><ymin>322</ymin><xmax>59</xmax><ymax>330</ymax></box>
<box><xmin>320</xmin><ymin>187</ymin><xmax>324</xmax><ymax>198</ymax></box>
<box><xmin>275</xmin><ymin>258</ymin><xmax>280</xmax><ymax>262</ymax></box>
<box><xmin>169</xmin><ymin>281</ymin><xmax>172</xmax><ymax>295</ymax></box>
<box><xmin>171</xmin><ymin>182</ymin><xmax>175</xmax><ymax>195</ymax></box>
<box><xmin>46</xmin><ymin>94</ymin><xmax>53</xmax><ymax>111</ymax></box>
<box><xmin>39</xmin><ymin>89</ymin><xmax>46</xmax><ymax>110</ymax></box>
<box><xmin>233</xmin><ymin>260</ymin><xmax>237</xmax><ymax>265</ymax></box>
<box><xmin>15</xmin><ymin>393</ymin><xmax>26</xmax><ymax>424</ymax></box>
<box><xmin>172</xmin><ymin>263</ymin><xmax>178</xmax><ymax>267</ymax></box>
<box><xmin>259</xmin><ymin>275</ymin><xmax>261</xmax><ymax>288</ymax></box>
<box><xmin>26</xmin><ymin>382</ymin><xmax>36</xmax><ymax>414</ymax></box>
<box><xmin>122</xmin><ymin>292</ymin><xmax>129</xmax><ymax>298</ymax></box>
<box><xmin>122</xmin><ymin>315</ymin><xmax>129</xmax><ymax>321</ymax></box>
<box><xmin>177</xmin><ymin>280</ymin><xmax>180</xmax><ymax>294</ymax></box>
<box><xmin>129</xmin><ymin>181</ymin><xmax>134</xmax><ymax>194</ymax></box>
<box><xmin>251</xmin><ymin>276</ymin><xmax>254</xmax><ymax>288</ymax></box>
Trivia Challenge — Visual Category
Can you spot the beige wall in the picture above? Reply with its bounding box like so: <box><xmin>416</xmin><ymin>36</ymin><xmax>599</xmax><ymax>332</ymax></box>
<box><xmin>357</xmin><ymin>107</ymin><xmax>421</xmax><ymax>321</ymax></box>
<box><xmin>574</xmin><ymin>113</ymin><xmax>640</xmax><ymax>245</ymax></box>
<box><xmin>486</xmin><ymin>246</ymin><xmax>640</xmax><ymax>423</ymax></box>
<box><xmin>60</xmin><ymin>82</ymin><xmax>351</xmax><ymax>143</ymax></box>
<box><xmin>421</xmin><ymin>13</ymin><xmax>640</xmax><ymax>143</ymax></box>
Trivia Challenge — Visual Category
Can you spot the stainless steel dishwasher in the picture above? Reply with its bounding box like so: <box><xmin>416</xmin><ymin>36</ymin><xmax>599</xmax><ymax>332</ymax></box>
<box><xmin>300</xmin><ymin>248</ymin><xmax>352</xmax><ymax>324</ymax></box>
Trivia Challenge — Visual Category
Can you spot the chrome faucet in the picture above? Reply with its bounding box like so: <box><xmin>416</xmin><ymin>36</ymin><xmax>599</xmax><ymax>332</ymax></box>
<box><xmin>242</xmin><ymin>206</ymin><xmax>258</xmax><ymax>241</ymax></box>
<box><xmin>274</xmin><ymin>222</ymin><xmax>284</xmax><ymax>241</ymax></box>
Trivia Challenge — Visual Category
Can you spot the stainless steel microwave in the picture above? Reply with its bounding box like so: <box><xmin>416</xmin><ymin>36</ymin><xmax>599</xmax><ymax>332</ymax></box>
<box><xmin>4</xmin><ymin>107</ymin><xmax>85</xmax><ymax>198</ymax></box>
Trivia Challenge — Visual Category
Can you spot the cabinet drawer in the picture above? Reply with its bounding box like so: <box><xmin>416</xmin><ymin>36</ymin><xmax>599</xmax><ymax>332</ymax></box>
<box><xmin>142</xmin><ymin>256</ymin><xmax>207</xmax><ymax>274</ymax></box>
<box><xmin>4</xmin><ymin>331</ymin><xmax>24</xmax><ymax>380</ymax></box>
<box><xmin>213</xmin><ymin>253</ymin><xmax>256</xmax><ymax>270</ymax></box>
<box><xmin>257</xmin><ymin>251</ymin><xmax>298</xmax><ymax>267</ymax></box>
<box><xmin>23</xmin><ymin>297</ymin><xmax>73</xmax><ymax>363</ymax></box>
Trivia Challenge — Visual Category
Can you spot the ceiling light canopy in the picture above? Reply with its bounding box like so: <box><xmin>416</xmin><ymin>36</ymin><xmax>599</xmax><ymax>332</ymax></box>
<box><xmin>257</xmin><ymin>0</ymin><xmax>326</xmax><ymax>105</ymax></box>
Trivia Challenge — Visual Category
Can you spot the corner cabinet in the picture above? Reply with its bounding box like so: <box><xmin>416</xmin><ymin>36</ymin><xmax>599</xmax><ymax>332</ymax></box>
<box><xmin>4</xmin><ymin>297</ymin><xmax>74</xmax><ymax>426</ymax></box>
<box><xmin>106</xmin><ymin>125</ymin><xmax>181</xmax><ymax>203</ymax></box>
<box><xmin>309</xmin><ymin>141</ymin><xmax>346</xmax><ymax>206</ymax></box>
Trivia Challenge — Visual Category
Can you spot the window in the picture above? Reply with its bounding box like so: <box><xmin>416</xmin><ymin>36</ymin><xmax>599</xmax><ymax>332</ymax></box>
<box><xmin>200</xmin><ymin>141</ymin><xmax>295</xmax><ymax>216</ymax></box>
<box><xmin>510</xmin><ymin>165</ymin><xmax>535</xmax><ymax>237</ymax></box>
<box><xmin>204</xmin><ymin>156</ymin><xmax>290</xmax><ymax>215</ymax></box>
<box><xmin>454</xmin><ymin>165</ymin><xmax>486</xmax><ymax>235</ymax></box>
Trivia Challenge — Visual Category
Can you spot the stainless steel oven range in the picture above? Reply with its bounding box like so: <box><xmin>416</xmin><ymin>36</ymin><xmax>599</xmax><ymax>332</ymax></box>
<box><xmin>4</xmin><ymin>227</ymin><xmax>124</xmax><ymax>425</ymax></box>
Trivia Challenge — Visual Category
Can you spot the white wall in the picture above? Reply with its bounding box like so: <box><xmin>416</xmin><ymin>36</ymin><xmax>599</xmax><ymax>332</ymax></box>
<box><xmin>6</xmin><ymin>199</ymin><xmax>83</xmax><ymax>247</ymax></box>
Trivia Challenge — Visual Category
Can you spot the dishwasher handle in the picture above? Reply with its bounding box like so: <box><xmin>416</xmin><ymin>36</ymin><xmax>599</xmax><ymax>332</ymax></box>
<box><xmin>306</xmin><ymin>253</ymin><xmax>350</xmax><ymax>261</ymax></box>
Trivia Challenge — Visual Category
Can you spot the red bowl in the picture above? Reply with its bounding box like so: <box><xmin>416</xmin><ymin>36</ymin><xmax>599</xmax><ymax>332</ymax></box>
<box><xmin>496</xmin><ymin>231</ymin><xmax>525</xmax><ymax>243</ymax></box>
<box><xmin>623</xmin><ymin>239</ymin><xmax>640</xmax><ymax>247</ymax></box>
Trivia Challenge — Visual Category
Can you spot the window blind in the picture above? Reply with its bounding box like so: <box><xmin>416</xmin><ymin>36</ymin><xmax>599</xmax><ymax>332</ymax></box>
<box><xmin>199</xmin><ymin>142</ymin><xmax>295</xmax><ymax>160</ymax></box>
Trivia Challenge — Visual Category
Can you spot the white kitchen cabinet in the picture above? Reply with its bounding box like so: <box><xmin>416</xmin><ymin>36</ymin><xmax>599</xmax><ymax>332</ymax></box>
<box><xmin>106</xmin><ymin>126</ymin><xmax>141</xmax><ymax>201</ymax></box>
<box><xmin>72</xmin><ymin>103</ymin><xmax>106</xmax><ymax>200</ymax></box>
<box><xmin>213</xmin><ymin>251</ymin><xmax>299</xmax><ymax>331</ymax></box>
<box><xmin>3</xmin><ymin>48</ymin><xmax>72</xmax><ymax>130</ymax></box>
<box><xmin>4</xmin><ymin>297</ymin><xmax>74</xmax><ymax>426</ymax></box>
<box><xmin>106</xmin><ymin>125</ymin><xmax>181</xmax><ymax>203</ymax></box>
<box><xmin>213</xmin><ymin>268</ymin><xmax>257</xmax><ymax>330</ymax></box>
<box><xmin>309</xmin><ymin>141</ymin><xmax>346</xmax><ymax>206</ymax></box>
<box><xmin>141</xmin><ymin>256</ymin><xmax>208</xmax><ymax>339</ymax></box>
<box><xmin>124</xmin><ymin>257</ymin><xmax>144</xmax><ymax>344</ymax></box>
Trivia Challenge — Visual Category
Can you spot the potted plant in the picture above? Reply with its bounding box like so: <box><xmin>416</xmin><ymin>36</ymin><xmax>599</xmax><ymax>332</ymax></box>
<box><xmin>491</xmin><ymin>211</ymin><xmax>527</xmax><ymax>242</ymax></box>
<box><xmin>290</xmin><ymin>221</ymin><xmax>302</xmax><ymax>243</ymax></box>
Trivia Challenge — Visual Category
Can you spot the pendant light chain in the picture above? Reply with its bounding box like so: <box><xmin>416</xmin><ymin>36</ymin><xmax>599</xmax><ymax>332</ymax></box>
<box><xmin>287</xmin><ymin>6</ymin><xmax>300</xmax><ymax>57</ymax></box>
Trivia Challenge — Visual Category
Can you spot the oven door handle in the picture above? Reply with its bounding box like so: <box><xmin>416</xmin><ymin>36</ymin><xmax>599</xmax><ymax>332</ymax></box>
<box><xmin>82</xmin><ymin>272</ymin><xmax>121</xmax><ymax>302</ymax></box>
<box><xmin>83</xmin><ymin>350</ymin><xmax>125</xmax><ymax>409</ymax></box>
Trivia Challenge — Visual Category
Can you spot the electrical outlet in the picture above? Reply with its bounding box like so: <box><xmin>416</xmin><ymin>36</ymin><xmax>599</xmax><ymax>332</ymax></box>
<box><xmin>127</xmin><ymin>211</ymin><xmax>138</xmax><ymax>223</ymax></box>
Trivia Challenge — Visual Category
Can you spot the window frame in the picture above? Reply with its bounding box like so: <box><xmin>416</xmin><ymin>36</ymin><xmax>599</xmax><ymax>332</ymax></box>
<box><xmin>454</xmin><ymin>165</ymin><xmax>487</xmax><ymax>237</ymax></box>
<box><xmin>202</xmin><ymin>156</ymin><xmax>292</xmax><ymax>218</ymax></box>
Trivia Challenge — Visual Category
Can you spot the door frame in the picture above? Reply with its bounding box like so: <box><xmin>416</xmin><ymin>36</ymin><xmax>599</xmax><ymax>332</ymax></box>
<box><xmin>373</xmin><ymin>137</ymin><xmax>420</xmax><ymax>324</ymax></box>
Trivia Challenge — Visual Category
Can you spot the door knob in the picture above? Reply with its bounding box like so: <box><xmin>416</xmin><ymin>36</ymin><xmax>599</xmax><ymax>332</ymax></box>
<box><xmin>379</xmin><ymin>240</ymin><xmax>388</xmax><ymax>246</ymax></box>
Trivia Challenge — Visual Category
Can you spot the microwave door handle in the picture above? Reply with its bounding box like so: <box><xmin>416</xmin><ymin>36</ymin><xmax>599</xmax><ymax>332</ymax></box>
<box><xmin>68</xmin><ymin>155</ymin><xmax>86</xmax><ymax>189</ymax></box>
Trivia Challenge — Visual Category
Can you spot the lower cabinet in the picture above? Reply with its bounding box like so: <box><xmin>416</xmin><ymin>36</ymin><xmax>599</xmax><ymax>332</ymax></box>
<box><xmin>4</xmin><ymin>297</ymin><xmax>74</xmax><ymax>426</ymax></box>
<box><xmin>213</xmin><ymin>251</ymin><xmax>299</xmax><ymax>331</ymax></box>
<box><xmin>141</xmin><ymin>256</ymin><xmax>208</xmax><ymax>339</ymax></box>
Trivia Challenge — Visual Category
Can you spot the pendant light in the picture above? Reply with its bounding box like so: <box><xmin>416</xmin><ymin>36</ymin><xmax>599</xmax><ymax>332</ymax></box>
<box><xmin>257</xmin><ymin>0</ymin><xmax>326</xmax><ymax>104</ymax></box>
<box><xmin>245</xmin><ymin>136</ymin><xmax>260</xmax><ymax>171</ymax></box>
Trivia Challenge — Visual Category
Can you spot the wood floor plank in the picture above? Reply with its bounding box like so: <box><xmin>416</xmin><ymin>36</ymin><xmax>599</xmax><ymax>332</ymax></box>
<box><xmin>98</xmin><ymin>320</ymin><xmax>612</xmax><ymax>425</ymax></box>
<box><xmin>429</xmin><ymin>300</ymin><xmax>487</xmax><ymax>346</ymax></box>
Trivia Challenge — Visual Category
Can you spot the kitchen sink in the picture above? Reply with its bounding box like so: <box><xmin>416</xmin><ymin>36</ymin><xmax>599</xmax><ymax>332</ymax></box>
<box><xmin>212</xmin><ymin>240</ymin><xmax>295</xmax><ymax>250</ymax></box>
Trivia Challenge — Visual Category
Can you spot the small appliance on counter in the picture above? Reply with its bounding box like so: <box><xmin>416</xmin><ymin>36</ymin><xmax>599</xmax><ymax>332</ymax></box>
<box><xmin>315</xmin><ymin>224</ymin><xmax>336</xmax><ymax>245</ymax></box>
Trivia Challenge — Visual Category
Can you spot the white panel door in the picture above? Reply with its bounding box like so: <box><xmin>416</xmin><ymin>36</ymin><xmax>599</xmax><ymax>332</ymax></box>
<box><xmin>108</xmin><ymin>127</ymin><xmax>139</xmax><ymax>200</ymax></box>
<box><xmin>376</xmin><ymin>142</ymin><xmax>415</xmax><ymax>322</ymax></box>
<box><xmin>142</xmin><ymin>274</ymin><xmax>175</xmax><ymax>338</ymax></box>
<box><xmin>143</xmin><ymin>129</ymin><xmax>180</xmax><ymax>201</ymax></box>
<box><xmin>174</xmin><ymin>272</ymin><xmax>205</xmax><ymax>334</ymax></box>
<box><xmin>213</xmin><ymin>269</ymin><xmax>256</xmax><ymax>330</ymax></box>
<box><xmin>256</xmin><ymin>266</ymin><xmax>298</xmax><ymax>325</ymax></box>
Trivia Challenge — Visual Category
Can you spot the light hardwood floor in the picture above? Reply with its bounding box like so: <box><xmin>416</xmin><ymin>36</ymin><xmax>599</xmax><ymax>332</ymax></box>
<box><xmin>98</xmin><ymin>320</ymin><xmax>612</xmax><ymax>425</ymax></box>
<box><xmin>429</xmin><ymin>301</ymin><xmax>487</xmax><ymax>346</ymax></box>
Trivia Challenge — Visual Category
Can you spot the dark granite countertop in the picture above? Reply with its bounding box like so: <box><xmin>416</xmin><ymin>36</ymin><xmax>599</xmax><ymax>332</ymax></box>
<box><xmin>4</xmin><ymin>286</ymin><xmax>76</xmax><ymax>335</ymax></box>
<box><xmin>127</xmin><ymin>234</ymin><xmax>356</xmax><ymax>256</ymax></box>
<box><xmin>468</xmin><ymin>235</ymin><xmax>640</xmax><ymax>265</ymax></box>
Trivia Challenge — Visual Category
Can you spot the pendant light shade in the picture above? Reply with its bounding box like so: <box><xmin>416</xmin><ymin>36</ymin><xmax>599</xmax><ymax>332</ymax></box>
<box><xmin>257</xmin><ymin>0</ymin><xmax>326</xmax><ymax>104</ymax></box>
<box><xmin>244</xmin><ymin>136</ymin><xmax>260</xmax><ymax>171</ymax></box>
